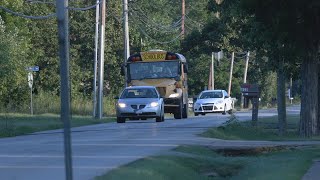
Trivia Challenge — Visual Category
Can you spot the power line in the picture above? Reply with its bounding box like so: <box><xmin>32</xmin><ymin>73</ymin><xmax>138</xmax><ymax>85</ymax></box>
<box><xmin>130</xmin><ymin>6</ymin><xmax>183</xmax><ymax>31</ymax></box>
<box><xmin>25</xmin><ymin>0</ymin><xmax>55</xmax><ymax>4</ymax></box>
<box><xmin>138</xmin><ymin>26</ymin><xmax>183</xmax><ymax>44</ymax></box>
<box><xmin>0</xmin><ymin>6</ymin><xmax>56</xmax><ymax>19</ymax></box>
<box><xmin>68</xmin><ymin>1</ymin><xmax>102</xmax><ymax>11</ymax></box>
<box><xmin>130</xmin><ymin>12</ymin><xmax>181</xmax><ymax>34</ymax></box>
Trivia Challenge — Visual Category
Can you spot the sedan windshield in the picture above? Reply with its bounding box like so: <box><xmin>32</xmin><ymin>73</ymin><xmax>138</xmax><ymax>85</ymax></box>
<box><xmin>121</xmin><ymin>88</ymin><xmax>158</xmax><ymax>99</ymax></box>
<box><xmin>199</xmin><ymin>91</ymin><xmax>223</xmax><ymax>99</ymax></box>
<box><xmin>129</xmin><ymin>61</ymin><xmax>179</xmax><ymax>80</ymax></box>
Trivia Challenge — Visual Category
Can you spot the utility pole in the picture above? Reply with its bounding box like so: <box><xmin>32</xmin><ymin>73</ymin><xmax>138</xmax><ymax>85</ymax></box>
<box><xmin>211</xmin><ymin>52</ymin><xmax>214</xmax><ymax>90</ymax></box>
<box><xmin>290</xmin><ymin>75</ymin><xmax>293</xmax><ymax>104</ymax></box>
<box><xmin>208</xmin><ymin>65</ymin><xmax>212</xmax><ymax>90</ymax></box>
<box><xmin>181</xmin><ymin>0</ymin><xmax>185</xmax><ymax>38</ymax></box>
<box><xmin>93</xmin><ymin>0</ymin><xmax>100</xmax><ymax>118</ymax></box>
<box><xmin>97</xmin><ymin>0</ymin><xmax>106</xmax><ymax>119</ymax></box>
<box><xmin>123</xmin><ymin>0</ymin><xmax>130</xmax><ymax>87</ymax></box>
<box><xmin>56</xmin><ymin>0</ymin><xmax>73</xmax><ymax>179</ymax></box>
<box><xmin>228</xmin><ymin>52</ymin><xmax>234</xmax><ymax>96</ymax></box>
<box><xmin>241</xmin><ymin>51</ymin><xmax>250</xmax><ymax>109</ymax></box>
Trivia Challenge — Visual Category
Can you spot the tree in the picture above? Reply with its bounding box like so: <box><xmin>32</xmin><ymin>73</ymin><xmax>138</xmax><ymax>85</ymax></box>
<box><xmin>241</xmin><ymin>0</ymin><xmax>320</xmax><ymax>137</ymax></box>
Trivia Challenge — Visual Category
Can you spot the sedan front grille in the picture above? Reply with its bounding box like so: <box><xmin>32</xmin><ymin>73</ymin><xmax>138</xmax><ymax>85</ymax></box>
<box><xmin>131</xmin><ymin>105</ymin><xmax>146</xmax><ymax>110</ymax></box>
<box><xmin>121</xmin><ymin>112</ymin><xmax>156</xmax><ymax>116</ymax></box>
<box><xmin>202</xmin><ymin>106</ymin><xmax>213</xmax><ymax>110</ymax></box>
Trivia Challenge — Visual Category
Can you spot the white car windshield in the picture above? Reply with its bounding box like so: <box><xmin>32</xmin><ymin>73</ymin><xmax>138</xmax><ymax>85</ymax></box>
<box><xmin>199</xmin><ymin>91</ymin><xmax>223</xmax><ymax>99</ymax></box>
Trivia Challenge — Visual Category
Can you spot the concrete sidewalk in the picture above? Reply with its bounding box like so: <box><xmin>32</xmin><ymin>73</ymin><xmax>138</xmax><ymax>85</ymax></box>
<box><xmin>302</xmin><ymin>159</ymin><xmax>320</xmax><ymax>180</ymax></box>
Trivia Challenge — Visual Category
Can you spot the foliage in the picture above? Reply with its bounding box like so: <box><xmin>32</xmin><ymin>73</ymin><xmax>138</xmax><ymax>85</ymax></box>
<box><xmin>0</xmin><ymin>0</ymin><xmax>306</xmax><ymax>116</ymax></box>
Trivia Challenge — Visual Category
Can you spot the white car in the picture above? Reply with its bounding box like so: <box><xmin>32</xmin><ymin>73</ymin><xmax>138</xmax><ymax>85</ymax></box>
<box><xmin>193</xmin><ymin>89</ymin><xmax>233</xmax><ymax>116</ymax></box>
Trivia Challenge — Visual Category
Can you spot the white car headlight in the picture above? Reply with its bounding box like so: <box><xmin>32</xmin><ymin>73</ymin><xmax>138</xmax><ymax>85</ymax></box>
<box><xmin>169</xmin><ymin>93</ymin><xmax>180</xmax><ymax>98</ymax></box>
<box><xmin>118</xmin><ymin>103</ymin><xmax>126</xmax><ymax>108</ymax></box>
<box><xmin>150</xmin><ymin>102</ymin><xmax>159</xmax><ymax>107</ymax></box>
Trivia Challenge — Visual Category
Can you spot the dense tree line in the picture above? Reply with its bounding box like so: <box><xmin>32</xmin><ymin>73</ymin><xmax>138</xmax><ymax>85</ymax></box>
<box><xmin>0</xmin><ymin>0</ymin><xmax>319</xmax><ymax>136</ymax></box>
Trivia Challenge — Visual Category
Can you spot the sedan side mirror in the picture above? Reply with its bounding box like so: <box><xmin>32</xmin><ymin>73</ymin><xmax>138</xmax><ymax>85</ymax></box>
<box><xmin>193</xmin><ymin>96</ymin><xmax>198</xmax><ymax>102</ymax></box>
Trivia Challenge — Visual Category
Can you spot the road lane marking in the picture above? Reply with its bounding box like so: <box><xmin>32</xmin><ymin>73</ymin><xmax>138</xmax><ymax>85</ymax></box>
<box><xmin>71</xmin><ymin>143</ymin><xmax>178</xmax><ymax>147</ymax></box>
<box><xmin>0</xmin><ymin>155</ymin><xmax>143</xmax><ymax>158</ymax></box>
<box><xmin>0</xmin><ymin>166</ymin><xmax>116</xmax><ymax>169</ymax></box>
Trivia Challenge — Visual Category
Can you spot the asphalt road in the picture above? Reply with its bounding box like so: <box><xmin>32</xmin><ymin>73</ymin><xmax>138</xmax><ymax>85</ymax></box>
<box><xmin>0</xmin><ymin>105</ymin><xmax>300</xmax><ymax>180</ymax></box>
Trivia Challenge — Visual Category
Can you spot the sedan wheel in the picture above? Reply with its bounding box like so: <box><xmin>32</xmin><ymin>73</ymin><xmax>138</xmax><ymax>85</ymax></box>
<box><xmin>222</xmin><ymin>105</ymin><xmax>227</xmax><ymax>115</ymax></box>
<box><xmin>117</xmin><ymin>117</ymin><xmax>126</xmax><ymax>123</ymax></box>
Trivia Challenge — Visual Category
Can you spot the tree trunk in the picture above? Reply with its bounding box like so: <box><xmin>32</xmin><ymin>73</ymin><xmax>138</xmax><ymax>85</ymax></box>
<box><xmin>318</xmin><ymin>62</ymin><xmax>320</xmax><ymax>134</ymax></box>
<box><xmin>277</xmin><ymin>59</ymin><xmax>286</xmax><ymax>135</ymax></box>
<box><xmin>299</xmin><ymin>51</ymin><xmax>319</xmax><ymax>137</ymax></box>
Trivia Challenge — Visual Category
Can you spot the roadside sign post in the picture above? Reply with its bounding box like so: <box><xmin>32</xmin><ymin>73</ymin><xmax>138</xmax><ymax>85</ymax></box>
<box><xmin>28</xmin><ymin>72</ymin><xmax>34</xmax><ymax>115</ymax></box>
<box><xmin>240</xmin><ymin>84</ymin><xmax>260</xmax><ymax>126</ymax></box>
<box><xmin>26</xmin><ymin>66</ymin><xmax>39</xmax><ymax>115</ymax></box>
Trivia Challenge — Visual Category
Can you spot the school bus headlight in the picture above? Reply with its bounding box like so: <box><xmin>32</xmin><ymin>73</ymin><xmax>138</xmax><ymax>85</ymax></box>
<box><xmin>169</xmin><ymin>93</ymin><xmax>180</xmax><ymax>98</ymax></box>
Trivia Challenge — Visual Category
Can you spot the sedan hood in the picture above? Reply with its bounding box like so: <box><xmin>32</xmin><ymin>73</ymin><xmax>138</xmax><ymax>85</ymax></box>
<box><xmin>195</xmin><ymin>98</ymin><xmax>223</xmax><ymax>104</ymax></box>
<box><xmin>118</xmin><ymin>98</ymin><xmax>160</xmax><ymax>104</ymax></box>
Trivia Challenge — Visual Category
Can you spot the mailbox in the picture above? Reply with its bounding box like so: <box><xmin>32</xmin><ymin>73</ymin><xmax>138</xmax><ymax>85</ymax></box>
<box><xmin>240</xmin><ymin>83</ymin><xmax>260</xmax><ymax>125</ymax></box>
<box><xmin>240</xmin><ymin>83</ymin><xmax>260</xmax><ymax>97</ymax></box>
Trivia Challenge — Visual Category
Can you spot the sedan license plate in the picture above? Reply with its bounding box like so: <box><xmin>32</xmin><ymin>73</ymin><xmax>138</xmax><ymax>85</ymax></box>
<box><xmin>136</xmin><ymin>110</ymin><xmax>143</xmax><ymax>115</ymax></box>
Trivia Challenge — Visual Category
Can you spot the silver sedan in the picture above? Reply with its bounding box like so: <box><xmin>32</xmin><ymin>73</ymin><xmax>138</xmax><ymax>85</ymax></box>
<box><xmin>115</xmin><ymin>86</ymin><xmax>164</xmax><ymax>123</ymax></box>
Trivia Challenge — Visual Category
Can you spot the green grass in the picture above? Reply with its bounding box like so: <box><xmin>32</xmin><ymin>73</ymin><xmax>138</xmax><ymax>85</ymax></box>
<box><xmin>201</xmin><ymin>115</ymin><xmax>320</xmax><ymax>141</ymax></box>
<box><xmin>0</xmin><ymin>113</ymin><xmax>114</xmax><ymax>137</ymax></box>
<box><xmin>1</xmin><ymin>91</ymin><xmax>117</xmax><ymax>116</ymax></box>
<box><xmin>96</xmin><ymin>145</ymin><xmax>320</xmax><ymax>180</ymax></box>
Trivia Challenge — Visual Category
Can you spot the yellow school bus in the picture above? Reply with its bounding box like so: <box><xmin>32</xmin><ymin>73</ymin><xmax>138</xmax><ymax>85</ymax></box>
<box><xmin>123</xmin><ymin>50</ymin><xmax>188</xmax><ymax>119</ymax></box>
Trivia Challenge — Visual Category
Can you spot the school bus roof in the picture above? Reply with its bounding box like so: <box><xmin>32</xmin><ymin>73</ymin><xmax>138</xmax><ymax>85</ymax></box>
<box><xmin>127</xmin><ymin>50</ymin><xmax>186</xmax><ymax>63</ymax></box>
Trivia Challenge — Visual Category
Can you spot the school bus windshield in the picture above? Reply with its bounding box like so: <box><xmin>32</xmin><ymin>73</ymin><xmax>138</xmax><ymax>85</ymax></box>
<box><xmin>128</xmin><ymin>61</ymin><xmax>180</xmax><ymax>80</ymax></box>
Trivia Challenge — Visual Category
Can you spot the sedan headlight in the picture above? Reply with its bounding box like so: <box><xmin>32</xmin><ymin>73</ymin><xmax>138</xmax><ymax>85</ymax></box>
<box><xmin>118</xmin><ymin>103</ymin><xmax>126</xmax><ymax>108</ymax></box>
<box><xmin>150</xmin><ymin>102</ymin><xmax>159</xmax><ymax>107</ymax></box>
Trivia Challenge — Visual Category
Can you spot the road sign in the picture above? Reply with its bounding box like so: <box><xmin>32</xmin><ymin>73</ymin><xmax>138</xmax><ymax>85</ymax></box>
<box><xmin>27</xmin><ymin>66</ymin><xmax>39</xmax><ymax>72</ymax></box>
<box><xmin>28</xmin><ymin>72</ymin><xmax>33</xmax><ymax>88</ymax></box>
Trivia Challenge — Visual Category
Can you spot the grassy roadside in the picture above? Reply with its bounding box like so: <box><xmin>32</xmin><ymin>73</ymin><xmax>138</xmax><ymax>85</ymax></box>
<box><xmin>0</xmin><ymin>113</ymin><xmax>114</xmax><ymax>138</ymax></box>
<box><xmin>96</xmin><ymin>115</ymin><xmax>320</xmax><ymax>179</ymax></box>
<box><xmin>96</xmin><ymin>145</ymin><xmax>320</xmax><ymax>180</ymax></box>
<box><xmin>201</xmin><ymin>114</ymin><xmax>320</xmax><ymax>140</ymax></box>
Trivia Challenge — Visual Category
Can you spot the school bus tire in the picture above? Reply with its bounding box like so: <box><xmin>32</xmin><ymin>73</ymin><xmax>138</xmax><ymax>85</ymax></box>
<box><xmin>174</xmin><ymin>99</ymin><xmax>183</xmax><ymax>119</ymax></box>
<box><xmin>182</xmin><ymin>104</ymin><xmax>188</xmax><ymax>119</ymax></box>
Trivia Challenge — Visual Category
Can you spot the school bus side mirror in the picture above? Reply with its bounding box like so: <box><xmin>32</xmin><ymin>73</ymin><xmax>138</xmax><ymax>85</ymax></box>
<box><xmin>183</xmin><ymin>64</ymin><xmax>188</xmax><ymax>73</ymax></box>
<box><xmin>120</xmin><ymin>64</ymin><xmax>125</xmax><ymax>76</ymax></box>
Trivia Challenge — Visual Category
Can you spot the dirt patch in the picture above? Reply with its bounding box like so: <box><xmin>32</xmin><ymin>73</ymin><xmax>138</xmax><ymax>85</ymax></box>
<box><xmin>212</xmin><ymin>146</ymin><xmax>289</xmax><ymax>156</ymax></box>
